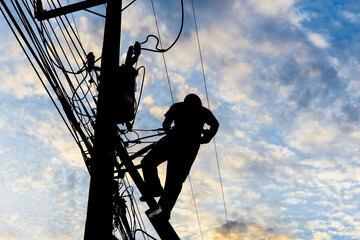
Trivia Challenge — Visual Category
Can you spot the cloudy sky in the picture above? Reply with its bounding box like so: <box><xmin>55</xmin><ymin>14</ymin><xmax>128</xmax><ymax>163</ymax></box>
<box><xmin>1</xmin><ymin>0</ymin><xmax>360</xmax><ymax>239</ymax></box>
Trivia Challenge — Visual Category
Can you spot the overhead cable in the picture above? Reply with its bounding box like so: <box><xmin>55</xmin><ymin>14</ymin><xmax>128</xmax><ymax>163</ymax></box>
<box><xmin>140</xmin><ymin>0</ymin><xmax>184</xmax><ymax>54</ymax></box>
<box><xmin>149</xmin><ymin>0</ymin><xmax>174</xmax><ymax>103</ymax></box>
<box><xmin>191</xmin><ymin>1</ymin><xmax>232</xmax><ymax>239</ymax></box>
<box><xmin>149</xmin><ymin>0</ymin><xmax>204</xmax><ymax>237</ymax></box>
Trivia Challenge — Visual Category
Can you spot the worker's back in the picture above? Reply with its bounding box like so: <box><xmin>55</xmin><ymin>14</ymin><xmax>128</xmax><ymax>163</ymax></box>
<box><xmin>165</xmin><ymin>102</ymin><xmax>213</xmax><ymax>143</ymax></box>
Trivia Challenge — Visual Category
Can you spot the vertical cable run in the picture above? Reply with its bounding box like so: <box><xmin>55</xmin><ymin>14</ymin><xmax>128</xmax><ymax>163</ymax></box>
<box><xmin>188</xmin><ymin>175</ymin><xmax>204</xmax><ymax>240</ymax></box>
<box><xmin>149</xmin><ymin>0</ymin><xmax>174</xmax><ymax>104</ymax></box>
<box><xmin>148</xmin><ymin>1</ymin><xmax>204</xmax><ymax>237</ymax></box>
<box><xmin>190</xmin><ymin>0</ymin><xmax>209</xmax><ymax>108</ymax></box>
<box><xmin>191</xmin><ymin>0</ymin><xmax>232</xmax><ymax>239</ymax></box>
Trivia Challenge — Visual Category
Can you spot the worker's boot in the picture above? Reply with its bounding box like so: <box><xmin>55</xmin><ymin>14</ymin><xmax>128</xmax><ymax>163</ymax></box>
<box><xmin>140</xmin><ymin>185</ymin><xmax>163</xmax><ymax>201</ymax></box>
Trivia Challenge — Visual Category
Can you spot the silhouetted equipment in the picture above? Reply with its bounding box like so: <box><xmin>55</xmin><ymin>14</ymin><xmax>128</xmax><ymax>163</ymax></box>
<box><xmin>113</xmin><ymin>180</ymin><xmax>134</xmax><ymax>240</ymax></box>
<box><xmin>111</xmin><ymin>42</ymin><xmax>141</xmax><ymax>128</ymax></box>
<box><xmin>86</xmin><ymin>52</ymin><xmax>100</xmax><ymax>73</ymax></box>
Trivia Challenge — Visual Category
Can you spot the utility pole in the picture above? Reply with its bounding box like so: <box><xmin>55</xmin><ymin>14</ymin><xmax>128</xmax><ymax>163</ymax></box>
<box><xmin>35</xmin><ymin>1</ymin><xmax>122</xmax><ymax>238</ymax></box>
<box><xmin>34</xmin><ymin>1</ymin><xmax>181</xmax><ymax>239</ymax></box>
<box><xmin>83</xmin><ymin>0</ymin><xmax>122</xmax><ymax>238</ymax></box>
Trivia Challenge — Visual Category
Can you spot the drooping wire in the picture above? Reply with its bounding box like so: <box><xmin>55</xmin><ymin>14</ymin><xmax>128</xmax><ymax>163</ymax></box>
<box><xmin>123</xmin><ymin>172</ymin><xmax>150</xmax><ymax>240</ymax></box>
<box><xmin>140</xmin><ymin>0</ymin><xmax>184</xmax><ymax>54</ymax></box>
<box><xmin>42</xmin><ymin>0</ymin><xmax>99</xmax><ymax>134</ymax></box>
<box><xmin>128</xmin><ymin>65</ymin><xmax>146</xmax><ymax>129</ymax></box>
<box><xmin>2</xmin><ymin>3</ymin><xmax>150</xmax><ymax>239</ymax></box>
<box><xmin>24</xmin><ymin>0</ymin><xmax>95</xmax><ymax>160</ymax></box>
<box><xmin>191</xmin><ymin>1</ymin><xmax>231</xmax><ymax>239</ymax></box>
<box><xmin>40</xmin><ymin>12</ymin><xmax>96</xmax><ymax>135</ymax></box>
<box><xmin>134</xmin><ymin>229</ymin><xmax>157</xmax><ymax>240</ymax></box>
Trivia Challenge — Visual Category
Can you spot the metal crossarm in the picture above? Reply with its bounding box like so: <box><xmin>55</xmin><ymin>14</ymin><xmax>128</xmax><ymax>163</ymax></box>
<box><xmin>35</xmin><ymin>0</ymin><xmax>108</xmax><ymax>20</ymax></box>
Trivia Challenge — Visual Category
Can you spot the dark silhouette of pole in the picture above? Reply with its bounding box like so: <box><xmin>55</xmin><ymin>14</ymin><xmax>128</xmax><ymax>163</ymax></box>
<box><xmin>32</xmin><ymin>1</ymin><xmax>181</xmax><ymax>239</ymax></box>
<box><xmin>84</xmin><ymin>0</ymin><xmax>122</xmax><ymax>239</ymax></box>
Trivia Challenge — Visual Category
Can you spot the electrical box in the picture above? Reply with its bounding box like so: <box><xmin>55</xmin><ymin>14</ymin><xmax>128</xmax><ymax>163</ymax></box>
<box><xmin>110</xmin><ymin>64</ymin><xmax>138</xmax><ymax>125</ymax></box>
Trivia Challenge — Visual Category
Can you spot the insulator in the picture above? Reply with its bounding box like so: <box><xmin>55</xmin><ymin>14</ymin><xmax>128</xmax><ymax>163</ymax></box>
<box><xmin>134</xmin><ymin>41</ymin><xmax>141</xmax><ymax>57</ymax></box>
<box><xmin>87</xmin><ymin>52</ymin><xmax>95</xmax><ymax>71</ymax></box>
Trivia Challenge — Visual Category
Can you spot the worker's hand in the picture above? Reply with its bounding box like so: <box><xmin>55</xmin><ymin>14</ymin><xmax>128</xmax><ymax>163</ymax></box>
<box><xmin>200</xmin><ymin>130</ymin><xmax>212</xmax><ymax>144</ymax></box>
<box><xmin>163</xmin><ymin>127</ymin><xmax>171</xmax><ymax>134</ymax></box>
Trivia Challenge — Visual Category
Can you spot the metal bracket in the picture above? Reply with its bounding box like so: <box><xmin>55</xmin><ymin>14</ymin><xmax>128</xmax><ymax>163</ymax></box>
<box><xmin>34</xmin><ymin>0</ymin><xmax>109</xmax><ymax>20</ymax></box>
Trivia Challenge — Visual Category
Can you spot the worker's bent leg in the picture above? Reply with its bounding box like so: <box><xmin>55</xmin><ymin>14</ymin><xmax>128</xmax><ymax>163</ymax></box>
<box><xmin>158</xmin><ymin>160</ymin><xmax>190</xmax><ymax>218</ymax></box>
<box><xmin>141</xmin><ymin>147</ymin><xmax>167</xmax><ymax>196</ymax></box>
<box><xmin>158</xmin><ymin>181</ymin><xmax>183</xmax><ymax>214</ymax></box>
<box><xmin>158</xmin><ymin>144</ymin><xmax>200</xmax><ymax>219</ymax></box>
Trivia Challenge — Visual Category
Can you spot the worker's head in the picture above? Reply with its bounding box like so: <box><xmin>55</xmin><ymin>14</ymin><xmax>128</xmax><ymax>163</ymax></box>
<box><xmin>184</xmin><ymin>93</ymin><xmax>202</xmax><ymax>107</ymax></box>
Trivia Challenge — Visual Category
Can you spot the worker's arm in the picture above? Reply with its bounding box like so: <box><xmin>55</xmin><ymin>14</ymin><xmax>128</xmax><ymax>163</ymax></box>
<box><xmin>162</xmin><ymin>116</ymin><xmax>173</xmax><ymax>133</ymax></box>
<box><xmin>162</xmin><ymin>104</ymin><xmax>177</xmax><ymax>133</ymax></box>
<box><xmin>200</xmin><ymin>111</ymin><xmax>219</xmax><ymax>144</ymax></box>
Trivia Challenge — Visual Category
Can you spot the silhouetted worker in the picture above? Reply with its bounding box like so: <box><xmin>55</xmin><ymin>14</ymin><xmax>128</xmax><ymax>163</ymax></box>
<box><xmin>141</xmin><ymin>93</ymin><xmax>219</xmax><ymax>220</ymax></box>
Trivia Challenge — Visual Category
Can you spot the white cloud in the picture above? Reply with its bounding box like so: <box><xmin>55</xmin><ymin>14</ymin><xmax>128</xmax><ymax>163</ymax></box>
<box><xmin>300</xmin><ymin>158</ymin><xmax>335</xmax><ymax>169</ymax></box>
<box><xmin>248</xmin><ymin>0</ymin><xmax>302</xmax><ymax>25</ymax></box>
<box><xmin>308</xmin><ymin>33</ymin><xmax>330</xmax><ymax>48</ymax></box>
<box><xmin>143</xmin><ymin>94</ymin><xmax>155</xmax><ymax>105</ymax></box>
<box><xmin>235</xmin><ymin>130</ymin><xmax>246</xmax><ymax>138</ymax></box>
<box><xmin>0</xmin><ymin>230</ymin><xmax>18</xmax><ymax>240</ymax></box>
<box><xmin>23</xmin><ymin>112</ymin><xmax>84</xmax><ymax>169</ymax></box>
<box><xmin>346</xmin><ymin>80</ymin><xmax>360</xmax><ymax>99</ymax></box>
<box><xmin>149</xmin><ymin>106</ymin><xmax>167</xmax><ymax>119</ymax></box>
<box><xmin>78</xmin><ymin>17</ymin><xmax>103</xmax><ymax>58</ymax></box>
<box><xmin>258</xmin><ymin>41</ymin><xmax>281</xmax><ymax>57</ymax></box>
<box><xmin>206</xmin><ymin>219</ymin><xmax>301</xmax><ymax>240</ymax></box>
<box><xmin>259</xmin><ymin>113</ymin><xmax>273</xmax><ymax>124</ymax></box>
<box><xmin>0</xmin><ymin>147</ymin><xmax>8</xmax><ymax>155</ymax></box>
<box><xmin>313</xmin><ymin>231</ymin><xmax>331</xmax><ymax>240</ymax></box>
<box><xmin>222</xmin><ymin>62</ymin><xmax>252</xmax><ymax>84</ymax></box>
<box><xmin>342</xmin><ymin>11</ymin><xmax>360</xmax><ymax>24</ymax></box>
<box><xmin>170</xmin><ymin>72</ymin><xmax>186</xmax><ymax>85</ymax></box>
<box><xmin>0</xmin><ymin>63</ymin><xmax>46</xmax><ymax>99</ymax></box>
<box><xmin>283</xmin><ymin>198</ymin><xmax>306</xmax><ymax>205</ymax></box>
<box><xmin>217</xmin><ymin>62</ymin><xmax>257</xmax><ymax>107</ymax></box>
<box><xmin>250</xmin><ymin>0</ymin><xmax>294</xmax><ymax>16</ymax></box>
<box><xmin>285</xmin><ymin>114</ymin><xmax>338</xmax><ymax>154</ymax></box>
<box><xmin>3</xmin><ymin>1</ymin><xmax>360</xmax><ymax>239</ymax></box>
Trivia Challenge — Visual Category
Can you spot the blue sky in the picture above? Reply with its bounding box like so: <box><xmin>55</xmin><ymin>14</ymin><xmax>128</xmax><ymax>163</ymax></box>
<box><xmin>1</xmin><ymin>0</ymin><xmax>360</xmax><ymax>239</ymax></box>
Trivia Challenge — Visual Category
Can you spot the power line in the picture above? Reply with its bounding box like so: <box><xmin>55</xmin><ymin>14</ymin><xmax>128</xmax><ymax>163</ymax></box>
<box><xmin>191</xmin><ymin>1</ymin><xmax>232</xmax><ymax>239</ymax></box>
<box><xmin>148</xmin><ymin>1</ymin><xmax>205</xmax><ymax>237</ymax></box>
<box><xmin>0</xmin><ymin>1</ymin><xmax>77</xmax><ymax>145</ymax></box>
<box><xmin>2</xmin><ymin>0</ymin><xmax>205</xmax><ymax>239</ymax></box>
<box><xmin>141</xmin><ymin>0</ymin><xmax>184</xmax><ymax>54</ymax></box>
<box><xmin>188</xmin><ymin>175</ymin><xmax>204</xmax><ymax>240</ymax></box>
<box><xmin>149</xmin><ymin>0</ymin><xmax>174</xmax><ymax>104</ymax></box>
<box><xmin>7</xmin><ymin>0</ymin><xmax>96</xmax><ymax>167</ymax></box>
